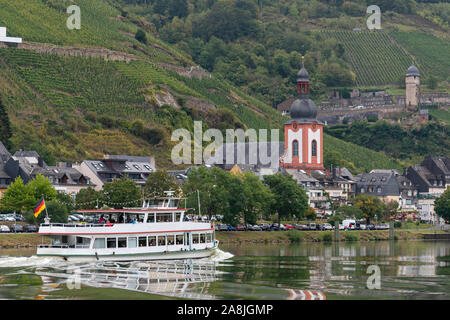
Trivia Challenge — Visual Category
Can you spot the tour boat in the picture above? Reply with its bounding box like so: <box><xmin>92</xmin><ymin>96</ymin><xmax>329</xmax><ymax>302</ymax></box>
<box><xmin>36</xmin><ymin>196</ymin><xmax>218</xmax><ymax>262</ymax></box>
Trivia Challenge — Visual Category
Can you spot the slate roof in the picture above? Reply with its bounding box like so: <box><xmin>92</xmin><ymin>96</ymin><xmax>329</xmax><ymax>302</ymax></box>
<box><xmin>205</xmin><ymin>142</ymin><xmax>285</xmax><ymax>171</ymax></box>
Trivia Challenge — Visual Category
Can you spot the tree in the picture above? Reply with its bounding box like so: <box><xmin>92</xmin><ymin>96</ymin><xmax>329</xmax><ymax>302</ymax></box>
<box><xmin>144</xmin><ymin>170</ymin><xmax>180</xmax><ymax>197</ymax></box>
<box><xmin>27</xmin><ymin>174</ymin><xmax>57</xmax><ymax>202</ymax></box>
<box><xmin>135</xmin><ymin>29</ymin><xmax>147</xmax><ymax>44</ymax></box>
<box><xmin>0</xmin><ymin>175</ymin><xmax>56</xmax><ymax>214</ymax></box>
<box><xmin>75</xmin><ymin>187</ymin><xmax>102</xmax><ymax>210</ymax></box>
<box><xmin>336</xmin><ymin>205</ymin><xmax>363</xmax><ymax>219</ymax></box>
<box><xmin>353</xmin><ymin>194</ymin><xmax>384</xmax><ymax>224</ymax></box>
<box><xmin>263</xmin><ymin>173</ymin><xmax>308</xmax><ymax>225</ymax></box>
<box><xmin>182</xmin><ymin>166</ymin><xmax>232</xmax><ymax>220</ymax></box>
<box><xmin>435</xmin><ymin>187</ymin><xmax>450</xmax><ymax>222</ymax></box>
<box><xmin>240</xmin><ymin>171</ymin><xmax>273</xmax><ymax>226</ymax></box>
<box><xmin>0</xmin><ymin>97</ymin><xmax>12</xmax><ymax>150</ymax></box>
<box><xmin>102</xmin><ymin>177</ymin><xmax>142</xmax><ymax>209</ymax></box>
<box><xmin>0</xmin><ymin>177</ymin><xmax>35</xmax><ymax>213</ymax></box>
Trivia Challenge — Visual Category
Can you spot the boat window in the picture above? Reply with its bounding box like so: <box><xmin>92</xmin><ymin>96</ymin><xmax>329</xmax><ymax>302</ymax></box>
<box><xmin>137</xmin><ymin>214</ymin><xmax>145</xmax><ymax>223</ymax></box>
<box><xmin>147</xmin><ymin>214</ymin><xmax>155</xmax><ymax>223</ymax></box>
<box><xmin>156</xmin><ymin>213</ymin><xmax>172</xmax><ymax>223</ymax></box>
<box><xmin>158</xmin><ymin>235</ymin><xmax>166</xmax><ymax>246</ymax></box>
<box><xmin>148</xmin><ymin>236</ymin><xmax>156</xmax><ymax>246</ymax></box>
<box><xmin>128</xmin><ymin>237</ymin><xmax>137</xmax><ymax>248</ymax></box>
<box><xmin>168</xmin><ymin>199</ymin><xmax>178</xmax><ymax>208</ymax></box>
<box><xmin>200</xmin><ymin>234</ymin><xmax>206</xmax><ymax>244</ymax></box>
<box><xmin>176</xmin><ymin>235</ymin><xmax>183</xmax><ymax>245</ymax></box>
<box><xmin>175</xmin><ymin>212</ymin><xmax>182</xmax><ymax>222</ymax></box>
<box><xmin>206</xmin><ymin>233</ymin><xmax>212</xmax><ymax>243</ymax></box>
<box><xmin>192</xmin><ymin>234</ymin><xmax>199</xmax><ymax>244</ymax></box>
<box><xmin>139</xmin><ymin>237</ymin><xmax>147</xmax><ymax>247</ymax></box>
<box><xmin>107</xmin><ymin>238</ymin><xmax>117</xmax><ymax>248</ymax></box>
<box><xmin>118</xmin><ymin>238</ymin><xmax>127</xmax><ymax>248</ymax></box>
<box><xmin>93</xmin><ymin>238</ymin><xmax>106</xmax><ymax>249</ymax></box>
<box><xmin>167</xmin><ymin>235</ymin><xmax>175</xmax><ymax>245</ymax></box>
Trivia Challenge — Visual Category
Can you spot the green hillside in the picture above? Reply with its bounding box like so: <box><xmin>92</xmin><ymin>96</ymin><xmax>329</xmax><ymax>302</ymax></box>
<box><xmin>320</xmin><ymin>31</ymin><xmax>412</xmax><ymax>87</ymax></box>
<box><xmin>0</xmin><ymin>0</ymin><xmax>446</xmax><ymax>173</ymax></box>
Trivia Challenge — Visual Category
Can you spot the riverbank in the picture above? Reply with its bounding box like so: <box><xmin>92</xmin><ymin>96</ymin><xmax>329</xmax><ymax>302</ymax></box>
<box><xmin>0</xmin><ymin>234</ymin><xmax>50</xmax><ymax>248</ymax></box>
<box><xmin>0</xmin><ymin>230</ymin><xmax>448</xmax><ymax>248</ymax></box>
<box><xmin>215</xmin><ymin>230</ymin><xmax>449</xmax><ymax>244</ymax></box>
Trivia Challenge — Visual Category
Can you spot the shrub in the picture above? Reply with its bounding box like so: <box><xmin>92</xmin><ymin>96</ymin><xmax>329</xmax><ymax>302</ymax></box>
<box><xmin>287</xmin><ymin>230</ymin><xmax>303</xmax><ymax>243</ymax></box>
<box><xmin>344</xmin><ymin>232</ymin><xmax>359</xmax><ymax>242</ymax></box>
<box><xmin>394</xmin><ymin>221</ymin><xmax>402</xmax><ymax>229</ymax></box>
<box><xmin>135</xmin><ymin>29</ymin><xmax>147</xmax><ymax>44</ymax></box>
<box><xmin>322</xmin><ymin>232</ymin><xmax>333</xmax><ymax>242</ymax></box>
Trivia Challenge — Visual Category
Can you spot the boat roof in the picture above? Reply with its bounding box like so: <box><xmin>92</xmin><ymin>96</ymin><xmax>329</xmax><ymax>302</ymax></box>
<box><xmin>75</xmin><ymin>208</ymin><xmax>191</xmax><ymax>214</ymax></box>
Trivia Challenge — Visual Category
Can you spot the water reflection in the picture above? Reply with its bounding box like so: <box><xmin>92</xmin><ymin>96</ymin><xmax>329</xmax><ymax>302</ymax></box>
<box><xmin>35</xmin><ymin>259</ymin><xmax>219</xmax><ymax>300</ymax></box>
<box><xmin>0</xmin><ymin>241</ymin><xmax>449</xmax><ymax>300</ymax></box>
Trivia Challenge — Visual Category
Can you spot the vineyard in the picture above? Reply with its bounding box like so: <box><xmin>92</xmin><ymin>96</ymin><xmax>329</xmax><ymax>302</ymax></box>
<box><xmin>320</xmin><ymin>31</ymin><xmax>413</xmax><ymax>87</ymax></box>
<box><xmin>390</xmin><ymin>31</ymin><xmax>450</xmax><ymax>80</ymax></box>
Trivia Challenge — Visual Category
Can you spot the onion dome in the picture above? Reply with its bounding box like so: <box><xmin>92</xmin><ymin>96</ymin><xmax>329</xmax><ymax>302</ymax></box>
<box><xmin>290</xmin><ymin>98</ymin><xmax>317</xmax><ymax>119</ymax></box>
<box><xmin>406</xmin><ymin>65</ymin><xmax>420</xmax><ymax>77</ymax></box>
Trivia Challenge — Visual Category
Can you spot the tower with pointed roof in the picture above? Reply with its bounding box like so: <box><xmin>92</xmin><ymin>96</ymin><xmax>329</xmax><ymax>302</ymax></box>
<box><xmin>405</xmin><ymin>64</ymin><xmax>420</xmax><ymax>111</ymax></box>
<box><xmin>280</xmin><ymin>57</ymin><xmax>325</xmax><ymax>174</ymax></box>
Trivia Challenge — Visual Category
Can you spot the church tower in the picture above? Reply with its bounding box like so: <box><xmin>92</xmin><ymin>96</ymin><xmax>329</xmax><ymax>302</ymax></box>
<box><xmin>280</xmin><ymin>58</ymin><xmax>325</xmax><ymax>174</ymax></box>
<box><xmin>405</xmin><ymin>64</ymin><xmax>420</xmax><ymax>111</ymax></box>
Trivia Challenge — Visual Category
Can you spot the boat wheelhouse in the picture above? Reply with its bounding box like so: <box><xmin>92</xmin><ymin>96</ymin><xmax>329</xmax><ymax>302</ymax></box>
<box><xmin>37</xmin><ymin>197</ymin><xmax>218</xmax><ymax>261</ymax></box>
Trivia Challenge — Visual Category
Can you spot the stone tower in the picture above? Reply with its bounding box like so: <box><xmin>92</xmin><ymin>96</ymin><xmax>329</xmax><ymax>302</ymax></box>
<box><xmin>279</xmin><ymin>58</ymin><xmax>325</xmax><ymax>174</ymax></box>
<box><xmin>405</xmin><ymin>65</ymin><xmax>420</xmax><ymax>111</ymax></box>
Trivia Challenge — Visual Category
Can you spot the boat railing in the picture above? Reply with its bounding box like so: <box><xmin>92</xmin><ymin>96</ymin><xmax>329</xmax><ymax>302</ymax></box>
<box><xmin>38</xmin><ymin>244</ymin><xmax>90</xmax><ymax>249</ymax></box>
<box><xmin>40</xmin><ymin>223</ymin><xmax>113</xmax><ymax>228</ymax></box>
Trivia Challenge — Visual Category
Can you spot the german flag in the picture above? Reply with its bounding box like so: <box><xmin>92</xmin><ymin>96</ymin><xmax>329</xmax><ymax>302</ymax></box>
<box><xmin>34</xmin><ymin>197</ymin><xmax>46</xmax><ymax>218</ymax></box>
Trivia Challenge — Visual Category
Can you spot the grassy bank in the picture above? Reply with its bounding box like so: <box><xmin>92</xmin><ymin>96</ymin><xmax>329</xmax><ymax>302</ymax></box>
<box><xmin>215</xmin><ymin>230</ymin><xmax>448</xmax><ymax>244</ymax></box>
<box><xmin>0</xmin><ymin>234</ymin><xmax>50</xmax><ymax>248</ymax></box>
<box><xmin>0</xmin><ymin>230</ymin><xmax>447</xmax><ymax>248</ymax></box>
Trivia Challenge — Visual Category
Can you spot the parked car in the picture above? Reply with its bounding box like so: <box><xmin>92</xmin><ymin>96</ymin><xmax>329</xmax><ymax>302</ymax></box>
<box><xmin>249</xmin><ymin>225</ymin><xmax>262</xmax><ymax>231</ymax></box>
<box><xmin>285</xmin><ymin>224</ymin><xmax>294</xmax><ymax>230</ymax></box>
<box><xmin>0</xmin><ymin>216</ymin><xmax>5</xmax><ymax>221</ymax></box>
<box><xmin>366</xmin><ymin>224</ymin><xmax>376</xmax><ymax>230</ymax></box>
<box><xmin>218</xmin><ymin>224</ymin><xmax>228</xmax><ymax>231</ymax></box>
<box><xmin>23</xmin><ymin>224</ymin><xmax>38</xmax><ymax>233</ymax></box>
<box><xmin>0</xmin><ymin>225</ymin><xmax>10</xmax><ymax>233</ymax></box>
<box><xmin>236</xmin><ymin>225</ymin><xmax>246</xmax><ymax>231</ymax></box>
<box><xmin>339</xmin><ymin>224</ymin><xmax>345</xmax><ymax>230</ymax></box>
<box><xmin>13</xmin><ymin>214</ymin><xmax>25</xmax><ymax>222</ymax></box>
<box><xmin>375</xmin><ymin>224</ymin><xmax>390</xmax><ymax>230</ymax></box>
<box><xmin>9</xmin><ymin>224</ymin><xmax>24</xmax><ymax>233</ymax></box>
<box><xmin>295</xmin><ymin>224</ymin><xmax>308</xmax><ymax>230</ymax></box>
<box><xmin>227</xmin><ymin>225</ymin><xmax>236</xmax><ymax>231</ymax></box>
<box><xmin>259</xmin><ymin>223</ymin><xmax>271</xmax><ymax>231</ymax></box>
<box><xmin>270</xmin><ymin>223</ymin><xmax>286</xmax><ymax>231</ymax></box>
<box><xmin>322</xmin><ymin>223</ymin><xmax>333</xmax><ymax>230</ymax></box>
<box><xmin>307</xmin><ymin>223</ymin><xmax>317</xmax><ymax>231</ymax></box>
<box><xmin>4</xmin><ymin>216</ymin><xmax>15</xmax><ymax>222</ymax></box>
<box><xmin>214</xmin><ymin>224</ymin><xmax>221</xmax><ymax>231</ymax></box>
<box><xmin>68</xmin><ymin>215</ymin><xmax>80</xmax><ymax>222</ymax></box>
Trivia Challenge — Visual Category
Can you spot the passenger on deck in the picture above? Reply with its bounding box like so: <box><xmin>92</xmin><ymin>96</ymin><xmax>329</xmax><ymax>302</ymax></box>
<box><xmin>99</xmin><ymin>214</ymin><xmax>105</xmax><ymax>224</ymax></box>
<box><xmin>118</xmin><ymin>214</ymin><xmax>124</xmax><ymax>224</ymax></box>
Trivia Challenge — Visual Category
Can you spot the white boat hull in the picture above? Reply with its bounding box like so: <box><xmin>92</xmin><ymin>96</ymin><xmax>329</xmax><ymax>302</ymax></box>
<box><xmin>37</xmin><ymin>247</ymin><xmax>217</xmax><ymax>262</ymax></box>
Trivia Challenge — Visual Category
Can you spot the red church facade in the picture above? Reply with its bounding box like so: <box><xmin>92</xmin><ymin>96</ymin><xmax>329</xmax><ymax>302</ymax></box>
<box><xmin>280</xmin><ymin>58</ymin><xmax>325</xmax><ymax>174</ymax></box>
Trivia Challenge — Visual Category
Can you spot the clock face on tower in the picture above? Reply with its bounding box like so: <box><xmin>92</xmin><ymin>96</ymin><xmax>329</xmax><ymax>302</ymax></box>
<box><xmin>293</xmin><ymin>122</ymin><xmax>298</xmax><ymax>130</ymax></box>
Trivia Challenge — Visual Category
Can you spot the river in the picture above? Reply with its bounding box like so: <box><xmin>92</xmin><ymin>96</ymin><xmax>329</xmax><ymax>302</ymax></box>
<box><xmin>0</xmin><ymin>240</ymin><xmax>448</xmax><ymax>300</ymax></box>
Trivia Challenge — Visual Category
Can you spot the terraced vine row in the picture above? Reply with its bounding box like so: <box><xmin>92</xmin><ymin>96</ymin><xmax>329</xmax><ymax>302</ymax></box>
<box><xmin>320</xmin><ymin>31</ymin><xmax>413</xmax><ymax>87</ymax></box>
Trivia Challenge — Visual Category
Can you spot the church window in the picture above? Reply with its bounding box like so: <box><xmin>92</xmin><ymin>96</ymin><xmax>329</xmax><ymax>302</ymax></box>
<box><xmin>293</xmin><ymin>140</ymin><xmax>299</xmax><ymax>157</ymax></box>
<box><xmin>312</xmin><ymin>140</ymin><xmax>317</xmax><ymax>157</ymax></box>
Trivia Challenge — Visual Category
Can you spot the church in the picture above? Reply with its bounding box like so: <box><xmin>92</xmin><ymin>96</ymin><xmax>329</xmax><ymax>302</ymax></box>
<box><xmin>207</xmin><ymin>58</ymin><xmax>326</xmax><ymax>177</ymax></box>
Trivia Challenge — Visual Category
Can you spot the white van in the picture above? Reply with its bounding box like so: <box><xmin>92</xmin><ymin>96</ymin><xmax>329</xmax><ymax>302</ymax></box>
<box><xmin>342</xmin><ymin>219</ymin><xmax>356</xmax><ymax>230</ymax></box>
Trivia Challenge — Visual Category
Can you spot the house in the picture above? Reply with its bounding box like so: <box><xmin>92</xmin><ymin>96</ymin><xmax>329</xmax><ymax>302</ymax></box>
<box><xmin>74</xmin><ymin>155</ymin><xmax>156</xmax><ymax>191</ymax></box>
<box><xmin>406</xmin><ymin>156</ymin><xmax>450</xmax><ymax>196</ymax></box>
<box><xmin>355</xmin><ymin>170</ymin><xmax>418</xmax><ymax>206</ymax></box>
<box><xmin>0</xmin><ymin>141</ymin><xmax>12</xmax><ymax>199</ymax></box>
<box><xmin>8</xmin><ymin>150</ymin><xmax>93</xmax><ymax>197</ymax></box>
